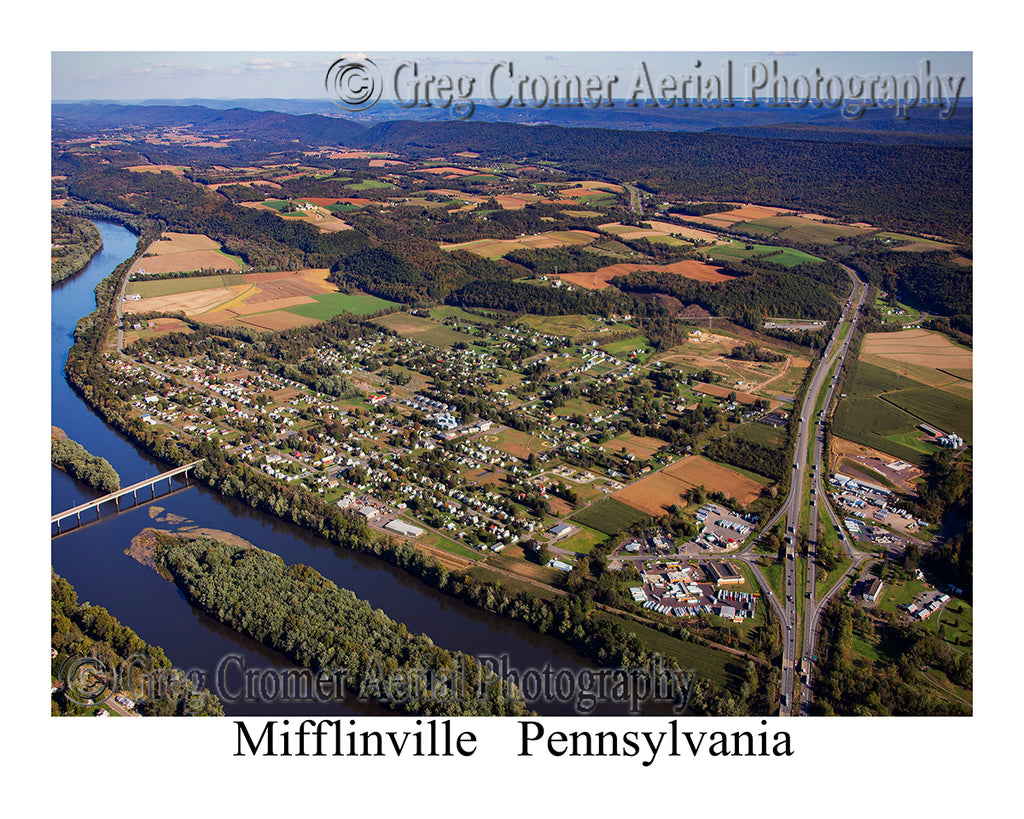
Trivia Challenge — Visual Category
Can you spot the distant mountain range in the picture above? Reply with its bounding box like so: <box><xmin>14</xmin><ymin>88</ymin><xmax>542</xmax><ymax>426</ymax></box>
<box><xmin>52</xmin><ymin>97</ymin><xmax>971</xmax><ymax>145</ymax></box>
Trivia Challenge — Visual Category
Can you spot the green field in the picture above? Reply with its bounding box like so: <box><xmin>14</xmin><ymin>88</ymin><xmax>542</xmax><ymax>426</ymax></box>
<box><xmin>557</xmin><ymin>523</ymin><xmax>609</xmax><ymax>555</ymax></box>
<box><xmin>600</xmin><ymin>335</ymin><xmax>653</xmax><ymax>360</ymax></box>
<box><xmin>729</xmin><ymin>422</ymin><xmax>786</xmax><ymax>448</ymax></box>
<box><xmin>739</xmin><ymin>216</ymin><xmax>871</xmax><ymax>245</ymax></box>
<box><xmin>881</xmin><ymin>388</ymin><xmax>972</xmax><ymax>443</ymax></box>
<box><xmin>591</xmin><ymin>611</ymin><xmax>743</xmax><ymax>691</ymax></box>
<box><xmin>707</xmin><ymin>241</ymin><xmax>822</xmax><ymax>267</ymax></box>
<box><xmin>326</xmin><ymin>202</ymin><xmax>362</xmax><ymax>213</ymax></box>
<box><xmin>126</xmin><ymin>274</ymin><xmax>246</xmax><ymax>297</ymax></box>
<box><xmin>571</xmin><ymin>497</ymin><xmax>651</xmax><ymax>536</ymax></box>
<box><xmin>261</xmin><ymin>199</ymin><xmax>293</xmax><ymax>211</ymax></box>
<box><xmin>831</xmin><ymin>360</ymin><xmax>941</xmax><ymax>464</ymax></box>
<box><xmin>286</xmin><ymin>292</ymin><xmax>399</xmax><ymax>320</ymax></box>
<box><xmin>346</xmin><ymin>179</ymin><xmax>397</xmax><ymax>190</ymax></box>
<box><xmin>874</xmin><ymin>232</ymin><xmax>957</xmax><ymax>253</ymax></box>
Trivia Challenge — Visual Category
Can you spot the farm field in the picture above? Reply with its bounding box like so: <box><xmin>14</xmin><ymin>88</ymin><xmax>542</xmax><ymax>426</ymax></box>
<box><xmin>737</xmin><ymin>215</ymin><xmax>873</xmax><ymax>244</ymax></box>
<box><xmin>126</xmin><ymin>274</ymin><xmax>246</xmax><ymax>298</ymax></box>
<box><xmin>286</xmin><ymin>292</ymin><xmax>398</xmax><ymax>320</ymax></box>
<box><xmin>705</xmin><ymin>241</ymin><xmax>823</xmax><ymax>267</ymax></box>
<box><xmin>682</xmin><ymin>203</ymin><xmax>785</xmax><ymax>225</ymax></box>
<box><xmin>571</xmin><ymin>497</ymin><xmax>651</xmax><ymax>536</ymax></box>
<box><xmin>440</xmin><ymin>229</ymin><xmax>600</xmax><ymax>259</ymax></box>
<box><xmin>608</xmin><ymin>433</ymin><xmax>668</xmax><ymax>459</ymax></box>
<box><xmin>125</xmin><ymin>269</ymin><xmax>360</xmax><ymax>331</ymax></box>
<box><xmin>661</xmin><ymin>456</ymin><xmax>765</xmax><ymax>504</ymax></box>
<box><xmin>371</xmin><ymin>312</ymin><xmax>479</xmax><ymax>348</ymax></box>
<box><xmin>874</xmin><ymin>232</ymin><xmax>958</xmax><ymax>253</ymax></box>
<box><xmin>612</xmin><ymin>455</ymin><xmax>762</xmax><ymax>515</ymax></box>
<box><xmin>558</xmin><ymin>258</ymin><xmax>737</xmax><ymax>290</ymax></box>
<box><xmin>130</xmin><ymin>232</ymin><xmax>244</xmax><ymax>276</ymax></box>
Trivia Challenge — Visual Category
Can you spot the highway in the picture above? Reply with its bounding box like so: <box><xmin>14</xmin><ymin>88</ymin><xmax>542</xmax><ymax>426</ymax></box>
<box><xmin>761</xmin><ymin>265</ymin><xmax>868</xmax><ymax>714</ymax></box>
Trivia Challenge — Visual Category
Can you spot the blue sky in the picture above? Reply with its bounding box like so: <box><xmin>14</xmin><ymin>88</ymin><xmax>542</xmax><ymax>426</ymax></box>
<box><xmin>52</xmin><ymin>51</ymin><xmax>972</xmax><ymax>101</ymax></box>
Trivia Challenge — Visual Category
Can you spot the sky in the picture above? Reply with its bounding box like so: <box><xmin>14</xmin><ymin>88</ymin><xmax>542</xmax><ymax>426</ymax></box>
<box><xmin>52</xmin><ymin>51</ymin><xmax>972</xmax><ymax>102</ymax></box>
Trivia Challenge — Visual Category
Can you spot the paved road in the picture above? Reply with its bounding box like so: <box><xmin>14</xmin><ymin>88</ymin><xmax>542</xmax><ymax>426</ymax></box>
<box><xmin>758</xmin><ymin>265</ymin><xmax>868</xmax><ymax>714</ymax></box>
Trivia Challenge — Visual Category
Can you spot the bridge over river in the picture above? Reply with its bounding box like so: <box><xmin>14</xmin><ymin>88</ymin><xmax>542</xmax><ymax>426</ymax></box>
<box><xmin>51</xmin><ymin>461</ymin><xmax>203</xmax><ymax>535</ymax></box>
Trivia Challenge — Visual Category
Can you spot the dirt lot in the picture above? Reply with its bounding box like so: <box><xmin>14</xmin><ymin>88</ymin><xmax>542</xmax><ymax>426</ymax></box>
<box><xmin>690</xmin><ymin>381</ymin><xmax>762</xmax><ymax>405</ymax></box>
<box><xmin>829</xmin><ymin>436</ymin><xmax>923</xmax><ymax>494</ymax></box>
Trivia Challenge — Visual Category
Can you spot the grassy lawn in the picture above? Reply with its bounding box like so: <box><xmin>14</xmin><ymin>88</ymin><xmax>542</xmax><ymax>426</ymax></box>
<box><xmin>928</xmin><ymin>598</ymin><xmax>973</xmax><ymax>651</ymax></box>
<box><xmin>554</xmin><ymin>523</ymin><xmax>608</xmax><ymax>555</ymax></box>
<box><xmin>759</xmin><ymin>559</ymin><xmax>786</xmax><ymax>600</ymax></box>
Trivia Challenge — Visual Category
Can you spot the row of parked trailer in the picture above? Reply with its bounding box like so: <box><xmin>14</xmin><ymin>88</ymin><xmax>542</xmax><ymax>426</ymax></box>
<box><xmin>642</xmin><ymin>600</ymin><xmax>708</xmax><ymax>617</ymax></box>
<box><xmin>715</xmin><ymin>518</ymin><xmax>751</xmax><ymax>535</ymax></box>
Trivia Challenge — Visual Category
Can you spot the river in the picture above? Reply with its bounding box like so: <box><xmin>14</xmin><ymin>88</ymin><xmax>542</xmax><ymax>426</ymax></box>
<box><xmin>51</xmin><ymin>221</ymin><xmax>676</xmax><ymax>717</ymax></box>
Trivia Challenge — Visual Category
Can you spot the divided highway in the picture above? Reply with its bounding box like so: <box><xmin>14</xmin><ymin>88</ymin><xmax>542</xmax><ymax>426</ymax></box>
<box><xmin>754</xmin><ymin>266</ymin><xmax>869</xmax><ymax>715</ymax></box>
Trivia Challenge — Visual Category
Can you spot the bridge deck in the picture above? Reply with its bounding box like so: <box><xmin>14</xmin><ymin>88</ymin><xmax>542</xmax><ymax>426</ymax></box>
<box><xmin>51</xmin><ymin>460</ymin><xmax>203</xmax><ymax>525</ymax></box>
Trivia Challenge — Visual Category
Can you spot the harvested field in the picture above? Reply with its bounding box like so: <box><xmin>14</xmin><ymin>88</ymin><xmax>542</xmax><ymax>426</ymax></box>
<box><xmin>124</xmin><ymin>286</ymin><xmax>241</xmax><ymax>316</ymax></box>
<box><xmin>146</xmin><ymin>233</ymin><xmax>221</xmax><ymax>254</ymax></box>
<box><xmin>369</xmin><ymin>159</ymin><xmax>409</xmax><ymax>167</ymax></box>
<box><xmin>684</xmin><ymin>204</ymin><xmax>784</xmax><ymax>225</ymax></box>
<box><xmin>860</xmin><ymin>329</ymin><xmax>972</xmax><ymax>373</ymax></box>
<box><xmin>441</xmin><ymin>229</ymin><xmax>599</xmax><ymax>259</ymax></box>
<box><xmin>662</xmin><ymin>456</ymin><xmax>764</xmax><ymax>504</ymax></box>
<box><xmin>234</xmin><ymin>312</ymin><xmax>320</xmax><ymax>331</ymax></box>
<box><xmin>131</xmin><ymin>250</ymin><xmax>241</xmax><ymax>275</ymax></box>
<box><xmin>613</xmin><ymin>473</ymin><xmax>692</xmax><ymax>516</ymax></box>
<box><xmin>609</xmin><ymin>434</ymin><xmax>668</xmax><ymax>459</ymax></box>
<box><xmin>492</xmin><ymin>194</ymin><xmax>544</xmax><ymax>209</ymax></box>
<box><xmin>131</xmin><ymin>233</ymin><xmax>242</xmax><ymax>276</ymax></box>
<box><xmin>243</xmin><ymin>276</ymin><xmax>327</xmax><ymax>304</ymax></box>
<box><xmin>126</xmin><ymin>164</ymin><xmax>184</xmax><ymax>175</ymax></box>
<box><xmin>417</xmin><ymin>166</ymin><xmax>478</xmax><ymax>176</ymax></box>
<box><xmin>558</xmin><ymin>259</ymin><xmax>735</xmax><ymax>290</ymax></box>
<box><xmin>372</xmin><ymin>313</ymin><xmax>476</xmax><ymax>348</ymax></box>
